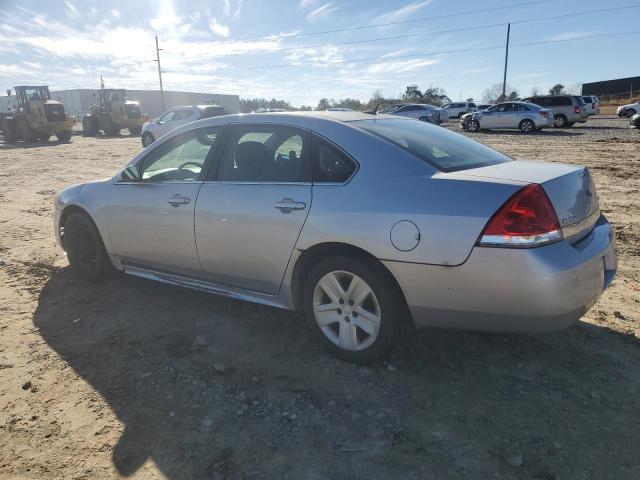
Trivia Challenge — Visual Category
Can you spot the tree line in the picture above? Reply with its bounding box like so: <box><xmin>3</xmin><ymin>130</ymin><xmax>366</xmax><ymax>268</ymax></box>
<box><xmin>240</xmin><ymin>83</ymin><xmax>580</xmax><ymax>112</ymax></box>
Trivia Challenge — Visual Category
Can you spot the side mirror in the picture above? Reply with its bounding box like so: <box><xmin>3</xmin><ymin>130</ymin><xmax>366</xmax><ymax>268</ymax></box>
<box><xmin>121</xmin><ymin>164</ymin><xmax>140</xmax><ymax>182</ymax></box>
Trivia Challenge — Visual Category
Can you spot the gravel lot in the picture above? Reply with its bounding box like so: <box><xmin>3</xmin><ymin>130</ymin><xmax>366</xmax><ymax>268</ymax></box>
<box><xmin>0</xmin><ymin>116</ymin><xmax>639</xmax><ymax>479</ymax></box>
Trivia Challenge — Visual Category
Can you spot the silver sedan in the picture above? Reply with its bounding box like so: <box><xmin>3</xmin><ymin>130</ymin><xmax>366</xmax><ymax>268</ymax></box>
<box><xmin>54</xmin><ymin>112</ymin><xmax>617</xmax><ymax>363</ymax></box>
<box><xmin>462</xmin><ymin>101</ymin><xmax>554</xmax><ymax>132</ymax></box>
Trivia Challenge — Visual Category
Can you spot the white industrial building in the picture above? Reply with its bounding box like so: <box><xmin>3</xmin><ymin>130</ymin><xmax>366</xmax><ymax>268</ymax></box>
<box><xmin>0</xmin><ymin>88</ymin><xmax>240</xmax><ymax>118</ymax></box>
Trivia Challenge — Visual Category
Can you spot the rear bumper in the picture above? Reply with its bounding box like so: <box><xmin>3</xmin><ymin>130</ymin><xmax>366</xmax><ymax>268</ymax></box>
<box><xmin>384</xmin><ymin>215</ymin><xmax>617</xmax><ymax>333</ymax></box>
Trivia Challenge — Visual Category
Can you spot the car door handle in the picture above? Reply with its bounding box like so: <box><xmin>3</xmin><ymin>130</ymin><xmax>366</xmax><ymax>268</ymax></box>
<box><xmin>168</xmin><ymin>194</ymin><xmax>190</xmax><ymax>207</ymax></box>
<box><xmin>274</xmin><ymin>198</ymin><xmax>306</xmax><ymax>213</ymax></box>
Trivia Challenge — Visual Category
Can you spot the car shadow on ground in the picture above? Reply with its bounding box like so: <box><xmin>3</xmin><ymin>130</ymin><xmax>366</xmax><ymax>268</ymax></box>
<box><xmin>469</xmin><ymin>129</ymin><xmax>583</xmax><ymax>137</ymax></box>
<box><xmin>33</xmin><ymin>267</ymin><xmax>640</xmax><ymax>479</ymax></box>
<box><xmin>0</xmin><ymin>140</ymin><xmax>73</xmax><ymax>149</ymax></box>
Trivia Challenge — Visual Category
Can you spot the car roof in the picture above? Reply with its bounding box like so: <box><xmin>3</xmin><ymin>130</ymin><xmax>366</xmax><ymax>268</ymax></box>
<box><xmin>242</xmin><ymin>110</ymin><xmax>381</xmax><ymax>122</ymax></box>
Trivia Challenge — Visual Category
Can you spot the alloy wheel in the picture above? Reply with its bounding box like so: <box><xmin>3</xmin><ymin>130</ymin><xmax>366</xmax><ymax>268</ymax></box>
<box><xmin>313</xmin><ymin>271</ymin><xmax>381</xmax><ymax>351</ymax></box>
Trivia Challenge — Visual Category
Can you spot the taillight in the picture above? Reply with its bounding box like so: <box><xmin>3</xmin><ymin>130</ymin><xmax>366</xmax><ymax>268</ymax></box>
<box><xmin>540</xmin><ymin>111</ymin><xmax>549</xmax><ymax>118</ymax></box>
<box><xmin>574</xmin><ymin>105</ymin><xmax>581</xmax><ymax>114</ymax></box>
<box><xmin>478</xmin><ymin>184</ymin><xmax>562</xmax><ymax>247</ymax></box>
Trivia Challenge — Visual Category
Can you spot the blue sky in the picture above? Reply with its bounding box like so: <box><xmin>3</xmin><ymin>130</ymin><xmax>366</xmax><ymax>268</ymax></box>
<box><xmin>0</xmin><ymin>0</ymin><xmax>638</xmax><ymax>106</ymax></box>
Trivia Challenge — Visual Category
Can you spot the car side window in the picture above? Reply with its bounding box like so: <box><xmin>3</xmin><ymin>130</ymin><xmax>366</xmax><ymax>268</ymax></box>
<box><xmin>159</xmin><ymin>111</ymin><xmax>175</xmax><ymax>123</ymax></box>
<box><xmin>215</xmin><ymin>125</ymin><xmax>310</xmax><ymax>182</ymax></box>
<box><xmin>313</xmin><ymin>138</ymin><xmax>356</xmax><ymax>183</ymax></box>
<box><xmin>138</xmin><ymin>127</ymin><xmax>221</xmax><ymax>182</ymax></box>
<box><xmin>173</xmin><ymin>110</ymin><xmax>191</xmax><ymax>121</ymax></box>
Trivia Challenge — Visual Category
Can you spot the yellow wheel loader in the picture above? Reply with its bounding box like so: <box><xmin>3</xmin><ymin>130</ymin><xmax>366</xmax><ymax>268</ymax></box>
<box><xmin>0</xmin><ymin>86</ymin><xmax>74</xmax><ymax>143</ymax></box>
<box><xmin>82</xmin><ymin>88</ymin><xmax>148</xmax><ymax>137</ymax></box>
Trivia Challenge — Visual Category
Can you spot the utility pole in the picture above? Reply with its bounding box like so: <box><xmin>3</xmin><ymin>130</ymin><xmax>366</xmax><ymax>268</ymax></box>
<box><xmin>502</xmin><ymin>23</ymin><xmax>511</xmax><ymax>99</ymax></box>
<box><xmin>154</xmin><ymin>36</ymin><xmax>165</xmax><ymax>112</ymax></box>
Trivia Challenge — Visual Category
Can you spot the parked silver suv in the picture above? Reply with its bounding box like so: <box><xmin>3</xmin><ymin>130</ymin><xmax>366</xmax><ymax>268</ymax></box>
<box><xmin>522</xmin><ymin>95</ymin><xmax>588</xmax><ymax>127</ymax></box>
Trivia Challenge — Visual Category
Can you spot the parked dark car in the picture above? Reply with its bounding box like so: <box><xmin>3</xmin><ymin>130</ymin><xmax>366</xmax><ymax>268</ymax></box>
<box><xmin>630</xmin><ymin>112</ymin><xmax>640</xmax><ymax>129</ymax></box>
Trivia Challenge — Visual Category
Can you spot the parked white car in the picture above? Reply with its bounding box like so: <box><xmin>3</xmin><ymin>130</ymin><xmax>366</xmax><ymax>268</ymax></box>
<box><xmin>141</xmin><ymin>104</ymin><xmax>227</xmax><ymax>147</ymax></box>
<box><xmin>581</xmin><ymin>96</ymin><xmax>600</xmax><ymax>116</ymax></box>
<box><xmin>441</xmin><ymin>101</ymin><xmax>477</xmax><ymax>119</ymax></box>
<box><xmin>386</xmin><ymin>104</ymin><xmax>447</xmax><ymax>124</ymax></box>
<box><xmin>617</xmin><ymin>101</ymin><xmax>640</xmax><ymax>118</ymax></box>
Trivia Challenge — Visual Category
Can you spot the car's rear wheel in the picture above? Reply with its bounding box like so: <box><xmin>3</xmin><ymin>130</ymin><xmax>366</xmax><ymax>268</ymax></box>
<box><xmin>519</xmin><ymin>119</ymin><xmax>535</xmax><ymax>133</ymax></box>
<box><xmin>56</xmin><ymin>131</ymin><xmax>72</xmax><ymax>142</ymax></box>
<box><xmin>418</xmin><ymin>116</ymin><xmax>431</xmax><ymax>123</ymax></box>
<box><xmin>129</xmin><ymin>126</ymin><xmax>142</xmax><ymax>135</ymax></box>
<box><xmin>468</xmin><ymin>118</ymin><xmax>480</xmax><ymax>131</ymax></box>
<box><xmin>141</xmin><ymin>132</ymin><xmax>155</xmax><ymax>147</ymax></box>
<box><xmin>303</xmin><ymin>257</ymin><xmax>402</xmax><ymax>364</ymax></box>
<box><xmin>553</xmin><ymin>114</ymin><xmax>568</xmax><ymax>127</ymax></box>
<box><xmin>82</xmin><ymin>116</ymin><xmax>98</xmax><ymax>136</ymax></box>
<box><xmin>62</xmin><ymin>212</ymin><xmax>113</xmax><ymax>282</ymax></box>
<box><xmin>626</xmin><ymin>109</ymin><xmax>636</xmax><ymax>118</ymax></box>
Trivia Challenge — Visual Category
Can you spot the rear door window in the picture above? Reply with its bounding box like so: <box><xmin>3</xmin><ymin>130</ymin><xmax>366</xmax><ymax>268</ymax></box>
<box><xmin>213</xmin><ymin>124</ymin><xmax>310</xmax><ymax>182</ymax></box>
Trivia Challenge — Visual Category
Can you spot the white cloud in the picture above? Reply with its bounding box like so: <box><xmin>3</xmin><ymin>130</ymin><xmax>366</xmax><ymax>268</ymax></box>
<box><xmin>209</xmin><ymin>18</ymin><xmax>230</xmax><ymax>37</ymax></box>
<box><xmin>286</xmin><ymin>45</ymin><xmax>343</xmax><ymax>66</ymax></box>
<box><xmin>306</xmin><ymin>2</ymin><xmax>338</xmax><ymax>21</ymax></box>
<box><xmin>150</xmin><ymin>0</ymin><xmax>182</xmax><ymax>31</ymax></box>
<box><xmin>233</xmin><ymin>0</ymin><xmax>243</xmax><ymax>19</ymax></box>
<box><xmin>88</xmin><ymin>7</ymin><xmax>98</xmax><ymax>17</ymax></box>
<box><xmin>65</xmin><ymin>1</ymin><xmax>78</xmax><ymax>18</ymax></box>
<box><xmin>299</xmin><ymin>0</ymin><xmax>317</xmax><ymax>7</ymax></box>
<box><xmin>223</xmin><ymin>0</ymin><xmax>231</xmax><ymax>16</ymax></box>
<box><xmin>372</xmin><ymin>0</ymin><xmax>432</xmax><ymax>24</ymax></box>
<box><xmin>544</xmin><ymin>31</ymin><xmax>596</xmax><ymax>42</ymax></box>
<box><xmin>111</xmin><ymin>9</ymin><xmax>121</xmax><ymax>19</ymax></box>
<box><xmin>366</xmin><ymin>58</ymin><xmax>439</xmax><ymax>74</ymax></box>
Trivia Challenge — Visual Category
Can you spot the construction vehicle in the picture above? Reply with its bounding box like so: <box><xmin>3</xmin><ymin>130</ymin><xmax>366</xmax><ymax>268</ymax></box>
<box><xmin>82</xmin><ymin>85</ymin><xmax>149</xmax><ymax>136</ymax></box>
<box><xmin>0</xmin><ymin>86</ymin><xmax>74</xmax><ymax>143</ymax></box>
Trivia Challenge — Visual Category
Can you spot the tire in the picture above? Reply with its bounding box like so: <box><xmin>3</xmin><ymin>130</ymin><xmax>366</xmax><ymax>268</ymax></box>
<box><xmin>566</xmin><ymin>122</ymin><xmax>575</xmax><ymax>127</ymax></box>
<box><xmin>418</xmin><ymin>116</ymin><xmax>431</xmax><ymax>123</ymax></box>
<box><xmin>17</xmin><ymin>117</ymin><xmax>34</xmax><ymax>142</ymax></box>
<box><xmin>82</xmin><ymin>116</ymin><xmax>97</xmax><ymax>136</ymax></box>
<box><xmin>553</xmin><ymin>114</ymin><xmax>568</xmax><ymax>128</ymax></box>
<box><xmin>104</xmin><ymin>121</ymin><xmax>120</xmax><ymax>136</ymax></box>
<box><xmin>468</xmin><ymin>118</ymin><xmax>480</xmax><ymax>131</ymax></box>
<box><xmin>62</xmin><ymin>212</ymin><xmax>113</xmax><ymax>282</ymax></box>
<box><xmin>458</xmin><ymin>112</ymin><xmax>465</xmax><ymax>119</ymax></box>
<box><xmin>37</xmin><ymin>134</ymin><xmax>51</xmax><ymax>142</ymax></box>
<box><xmin>626</xmin><ymin>109</ymin><xmax>636</xmax><ymax>118</ymax></box>
<box><xmin>129</xmin><ymin>126</ymin><xmax>142</xmax><ymax>136</ymax></box>
<box><xmin>56</xmin><ymin>131</ymin><xmax>72</xmax><ymax>142</ymax></box>
<box><xmin>303</xmin><ymin>256</ymin><xmax>404</xmax><ymax>364</ymax></box>
<box><xmin>3</xmin><ymin>120</ymin><xmax>17</xmax><ymax>143</ymax></box>
<box><xmin>519</xmin><ymin>119</ymin><xmax>535</xmax><ymax>133</ymax></box>
<box><xmin>141</xmin><ymin>132</ymin><xmax>155</xmax><ymax>147</ymax></box>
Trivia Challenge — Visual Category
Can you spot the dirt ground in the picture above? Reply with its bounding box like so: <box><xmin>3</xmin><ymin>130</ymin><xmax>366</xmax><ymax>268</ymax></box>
<box><xmin>0</xmin><ymin>116</ymin><xmax>639</xmax><ymax>480</ymax></box>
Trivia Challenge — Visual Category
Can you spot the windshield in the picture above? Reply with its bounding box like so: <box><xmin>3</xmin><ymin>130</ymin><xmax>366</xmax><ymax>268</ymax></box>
<box><xmin>352</xmin><ymin>118</ymin><xmax>511</xmax><ymax>172</ymax></box>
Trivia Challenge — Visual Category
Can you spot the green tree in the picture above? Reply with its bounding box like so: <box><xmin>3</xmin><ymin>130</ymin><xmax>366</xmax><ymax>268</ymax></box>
<box><xmin>549</xmin><ymin>84</ymin><xmax>565</xmax><ymax>95</ymax></box>
<box><xmin>403</xmin><ymin>84</ymin><xmax>423</xmax><ymax>101</ymax></box>
<box><xmin>317</xmin><ymin>98</ymin><xmax>331</xmax><ymax>110</ymax></box>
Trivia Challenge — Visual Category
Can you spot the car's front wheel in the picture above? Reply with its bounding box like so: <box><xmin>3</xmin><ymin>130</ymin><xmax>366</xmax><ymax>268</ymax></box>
<box><xmin>141</xmin><ymin>132</ymin><xmax>155</xmax><ymax>147</ymax></box>
<box><xmin>626</xmin><ymin>109</ymin><xmax>636</xmax><ymax>118</ymax></box>
<box><xmin>467</xmin><ymin>118</ymin><xmax>480</xmax><ymax>131</ymax></box>
<box><xmin>303</xmin><ymin>256</ymin><xmax>403</xmax><ymax>364</ymax></box>
<box><xmin>62</xmin><ymin>212</ymin><xmax>113</xmax><ymax>282</ymax></box>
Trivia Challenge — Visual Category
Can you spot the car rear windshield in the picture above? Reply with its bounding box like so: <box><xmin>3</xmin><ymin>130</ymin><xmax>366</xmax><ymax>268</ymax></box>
<box><xmin>352</xmin><ymin>118</ymin><xmax>511</xmax><ymax>172</ymax></box>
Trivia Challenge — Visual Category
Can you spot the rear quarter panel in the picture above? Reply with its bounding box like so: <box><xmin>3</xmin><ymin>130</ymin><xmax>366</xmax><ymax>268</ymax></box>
<box><xmin>296</xmin><ymin>123</ymin><xmax>523</xmax><ymax>266</ymax></box>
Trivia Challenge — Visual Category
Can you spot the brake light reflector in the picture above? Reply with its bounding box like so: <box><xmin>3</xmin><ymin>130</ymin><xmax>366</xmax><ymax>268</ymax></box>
<box><xmin>540</xmin><ymin>111</ymin><xmax>550</xmax><ymax>118</ymax></box>
<box><xmin>478</xmin><ymin>184</ymin><xmax>562</xmax><ymax>247</ymax></box>
<box><xmin>574</xmin><ymin>105</ymin><xmax>581</xmax><ymax>114</ymax></box>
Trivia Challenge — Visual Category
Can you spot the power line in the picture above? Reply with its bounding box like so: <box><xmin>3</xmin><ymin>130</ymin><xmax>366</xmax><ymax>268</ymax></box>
<box><xmin>172</xmin><ymin>5</ymin><xmax>640</xmax><ymax>62</ymax></box>
<box><xmin>233</xmin><ymin>30</ymin><xmax>640</xmax><ymax>71</ymax></box>
<box><xmin>248</xmin><ymin>0</ymin><xmax>555</xmax><ymax>41</ymax></box>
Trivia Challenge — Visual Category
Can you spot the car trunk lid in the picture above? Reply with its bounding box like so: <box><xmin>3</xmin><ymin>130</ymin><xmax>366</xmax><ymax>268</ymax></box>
<box><xmin>446</xmin><ymin>160</ymin><xmax>600</xmax><ymax>241</ymax></box>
